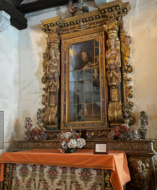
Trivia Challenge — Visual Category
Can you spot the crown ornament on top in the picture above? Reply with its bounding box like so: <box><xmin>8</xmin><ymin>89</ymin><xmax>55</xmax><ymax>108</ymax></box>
<box><xmin>68</xmin><ymin>0</ymin><xmax>89</xmax><ymax>16</ymax></box>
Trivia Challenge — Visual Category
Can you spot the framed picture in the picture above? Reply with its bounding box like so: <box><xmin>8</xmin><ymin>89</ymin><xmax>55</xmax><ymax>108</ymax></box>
<box><xmin>61</xmin><ymin>32</ymin><xmax>107</xmax><ymax>129</ymax></box>
<box><xmin>94</xmin><ymin>142</ymin><xmax>108</xmax><ymax>154</ymax></box>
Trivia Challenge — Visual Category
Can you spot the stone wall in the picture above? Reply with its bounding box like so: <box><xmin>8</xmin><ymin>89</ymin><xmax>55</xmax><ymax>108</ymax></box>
<box><xmin>0</xmin><ymin>25</ymin><xmax>19</xmax><ymax>155</ymax></box>
<box><xmin>18</xmin><ymin>0</ymin><xmax>157</xmax><ymax>147</ymax></box>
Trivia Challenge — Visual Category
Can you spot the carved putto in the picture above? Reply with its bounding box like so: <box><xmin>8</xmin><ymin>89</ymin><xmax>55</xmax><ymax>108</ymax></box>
<box><xmin>129</xmin><ymin>157</ymin><xmax>150</xmax><ymax>190</ymax></box>
<box><xmin>106</xmin><ymin>38</ymin><xmax>121</xmax><ymax>88</ymax></box>
<box><xmin>68</xmin><ymin>0</ymin><xmax>89</xmax><ymax>16</ymax></box>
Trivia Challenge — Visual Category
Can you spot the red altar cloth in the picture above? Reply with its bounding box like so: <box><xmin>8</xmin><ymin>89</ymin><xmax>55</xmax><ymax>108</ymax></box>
<box><xmin>0</xmin><ymin>149</ymin><xmax>130</xmax><ymax>190</ymax></box>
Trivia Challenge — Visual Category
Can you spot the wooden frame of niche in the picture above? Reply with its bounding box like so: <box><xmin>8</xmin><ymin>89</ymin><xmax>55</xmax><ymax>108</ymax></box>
<box><xmin>39</xmin><ymin>0</ymin><xmax>135</xmax><ymax>140</ymax></box>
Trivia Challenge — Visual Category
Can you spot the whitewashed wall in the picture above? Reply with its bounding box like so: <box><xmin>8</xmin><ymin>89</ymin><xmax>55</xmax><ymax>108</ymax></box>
<box><xmin>123</xmin><ymin>0</ymin><xmax>157</xmax><ymax>146</ymax></box>
<box><xmin>18</xmin><ymin>2</ymin><xmax>97</xmax><ymax>140</ymax></box>
<box><xmin>0</xmin><ymin>26</ymin><xmax>19</xmax><ymax>155</ymax></box>
<box><xmin>18</xmin><ymin>0</ymin><xmax>157</xmax><ymax>147</ymax></box>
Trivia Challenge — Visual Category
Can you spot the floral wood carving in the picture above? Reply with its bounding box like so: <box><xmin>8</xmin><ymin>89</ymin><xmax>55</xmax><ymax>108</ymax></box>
<box><xmin>104</xmin><ymin>21</ymin><xmax>123</xmax><ymax>125</ymax></box>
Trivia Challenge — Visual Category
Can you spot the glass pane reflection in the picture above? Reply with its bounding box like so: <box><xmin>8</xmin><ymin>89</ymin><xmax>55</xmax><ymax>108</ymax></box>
<box><xmin>84</xmin><ymin>104</ymin><xmax>93</xmax><ymax>116</ymax></box>
<box><xmin>76</xmin><ymin>116</ymin><xmax>84</xmax><ymax>121</ymax></box>
<box><xmin>69</xmin><ymin>117</ymin><xmax>76</xmax><ymax>122</ymax></box>
<box><xmin>69</xmin><ymin>93</ymin><xmax>77</xmax><ymax>105</ymax></box>
<box><xmin>85</xmin><ymin>69</ymin><xmax>93</xmax><ymax>80</ymax></box>
<box><xmin>77</xmin><ymin>104</ymin><xmax>84</xmax><ymax>115</ymax></box>
<box><xmin>85</xmin><ymin>116</ymin><xmax>93</xmax><ymax>121</ymax></box>
<box><xmin>77</xmin><ymin>81</ymin><xmax>84</xmax><ymax>92</ymax></box>
<box><xmin>77</xmin><ymin>70</ymin><xmax>84</xmax><ymax>81</ymax></box>
<box><xmin>69</xmin><ymin>71</ymin><xmax>77</xmax><ymax>81</ymax></box>
<box><xmin>85</xmin><ymin>80</ymin><xmax>92</xmax><ymax>91</ymax></box>
<box><xmin>95</xmin><ymin>48</ymin><xmax>99</xmax><ymax>56</ymax></box>
<box><xmin>93</xmin><ymin>91</ymin><xmax>100</xmax><ymax>102</ymax></box>
<box><xmin>93</xmin><ymin>79</ymin><xmax>100</xmax><ymax>91</ymax></box>
<box><xmin>69</xmin><ymin>82</ymin><xmax>77</xmax><ymax>93</ymax></box>
<box><xmin>77</xmin><ymin>92</ymin><xmax>84</xmax><ymax>104</ymax></box>
<box><xmin>85</xmin><ymin>91</ymin><xmax>92</xmax><ymax>103</ymax></box>
<box><xmin>69</xmin><ymin>105</ymin><xmax>76</xmax><ymax>117</ymax></box>
<box><xmin>93</xmin><ymin>102</ymin><xmax>100</xmax><ymax>115</ymax></box>
<box><xmin>69</xmin><ymin>62</ymin><xmax>73</xmax><ymax>72</ymax></box>
<box><xmin>68</xmin><ymin>40</ymin><xmax>101</xmax><ymax>122</ymax></box>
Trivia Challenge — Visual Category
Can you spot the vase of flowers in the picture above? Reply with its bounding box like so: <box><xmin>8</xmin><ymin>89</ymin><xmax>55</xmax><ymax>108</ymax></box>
<box><xmin>24</xmin><ymin>114</ymin><xmax>47</xmax><ymax>141</ymax></box>
<box><xmin>138</xmin><ymin>111</ymin><xmax>148</xmax><ymax>139</ymax></box>
<box><xmin>122</xmin><ymin>103</ymin><xmax>132</xmax><ymax>127</ymax></box>
<box><xmin>108</xmin><ymin>125</ymin><xmax>133</xmax><ymax>140</ymax></box>
<box><xmin>58</xmin><ymin>130</ymin><xmax>86</xmax><ymax>153</ymax></box>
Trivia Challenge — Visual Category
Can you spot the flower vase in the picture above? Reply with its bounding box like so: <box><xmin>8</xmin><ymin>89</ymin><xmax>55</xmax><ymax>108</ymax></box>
<box><xmin>124</xmin><ymin>118</ymin><xmax>130</xmax><ymax>128</ymax></box>
<box><xmin>138</xmin><ymin>111</ymin><xmax>148</xmax><ymax>139</ymax></box>
<box><xmin>138</xmin><ymin>127</ymin><xmax>147</xmax><ymax>139</ymax></box>
<box><xmin>65</xmin><ymin>148</ymin><xmax>77</xmax><ymax>153</ymax></box>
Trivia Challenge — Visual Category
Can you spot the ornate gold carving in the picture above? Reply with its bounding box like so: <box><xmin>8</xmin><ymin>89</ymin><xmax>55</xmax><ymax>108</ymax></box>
<box><xmin>111</xmin><ymin>89</ymin><xmax>118</xmax><ymax>101</ymax></box>
<box><xmin>108</xmin><ymin>101</ymin><xmax>123</xmax><ymax>123</ymax></box>
<box><xmin>15</xmin><ymin>140</ymin><xmax>156</xmax><ymax>153</ymax></box>
<box><xmin>39</xmin><ymin>0</ymin><xmax>131</xmax><ymax>34</ymax></box>
<box><xmin>39</xmin><ymin>0</ymin><xmax>135</xmax><ymax>129</ymax></box>
<box><xmin>104</xmin><ymin>20</ymin><xmax>123</xmax><ymax>125</ymax></box>
<box><xmin>120</xmin><ymin>29</ymin><xmax>133</xmax><ymax>103</ymax></box>
<box><xmin>104</xmin><ymin>21</ymin><xmax>121</xmax><ymax>88</ymax></box>
<box><xmin>128</xmin><ymin>157</ymin><xmax>150</xmax><ymax>190</ymax></box>
<box><xmin>3</xmin><ymin>164</ymin><xmax>12</xmax><ymax>190</ymax></box>
<box><xmin>42</xmin><ymin>32</ymin><xmax>60</xmax><ymax>129</ymax></box>
<box><xmin>104</xmin><ymin>170</ymin><xmax>113</xmax><ymax>190</ymax></box>
<box><xmin>86</xmin><ymin>130</ymin><xmax>111</xmax><ymax>139</ymax></box>
<box><xmin>61</xmin><ymin>32</ymin><xmax>107</xmax><ymax>129</ymax></box>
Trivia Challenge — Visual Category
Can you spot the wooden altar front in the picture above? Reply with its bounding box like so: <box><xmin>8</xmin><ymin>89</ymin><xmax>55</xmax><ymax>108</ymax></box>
<box><xmin>0</xmin><ymin>149</ymin><xmax>130</xmax><ymax>190</ymax></box>
<box><xmin>13</xmin><ymin>138</ymin><xmax>156</xmax><ymax>190</ymax></box>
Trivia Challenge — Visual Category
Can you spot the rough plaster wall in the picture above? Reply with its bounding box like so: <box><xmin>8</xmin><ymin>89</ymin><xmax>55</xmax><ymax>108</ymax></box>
<box><xmin>18</xmin><ymin>0</ymin><xmax>157</xmax><ymax>147</ymax></box>
<box><xmin>18</xmin><ymin>2</ymin><xmax>97</xmax><ymax>140</ymax></box>
<box><xmin>122</xmin><ymin>0</ymin><xmax>157</xmax><ymax>148</ymax></box>
<box><xmin>0</xmin><ymin>26</ymin><xmax>19</xmax><ymax>155</ymax></box>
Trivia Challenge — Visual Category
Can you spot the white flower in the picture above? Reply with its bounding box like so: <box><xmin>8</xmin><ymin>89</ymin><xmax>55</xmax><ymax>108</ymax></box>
<box><xmin>68</xmin><ymin>139</ymin><xmax>77</xmax><ymax>149</ymax></box>
<box><xmin>76</xmin><ymin>138</ymin><xmax>86</xmax><ymax>148</ymax></box>
<box><xmin>61</xmin><ymin>140</ymin><xmax>67</xmax><ymax>149</ymax></box>
<box><xmin>60</xmin><ymin>132</ymin><xmax>72</xmax><ymax>139</ymax></box>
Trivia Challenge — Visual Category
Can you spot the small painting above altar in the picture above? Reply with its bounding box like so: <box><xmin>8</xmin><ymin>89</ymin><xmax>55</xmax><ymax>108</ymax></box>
<box><xmin>69</xmin><ymin>40</ymin><xmax>101</xmax><ymax>122</ymax></box>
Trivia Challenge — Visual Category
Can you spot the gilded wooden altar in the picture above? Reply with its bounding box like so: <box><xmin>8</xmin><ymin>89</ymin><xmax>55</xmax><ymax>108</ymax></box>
<box><xmin>2</xmin><ymin>1</ymin><xmax>154</xmax><ymax>190</ymax></box>
<box><xmin>39</xmin><ymin>0</ymin><xmax>134</xmax><ymax>131</ymax></box>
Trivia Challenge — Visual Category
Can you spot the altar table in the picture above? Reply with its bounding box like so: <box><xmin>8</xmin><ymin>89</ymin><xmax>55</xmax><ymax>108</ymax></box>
<box><xmin>0</xmin><ymin>149</ymin><xmax>130</xmax><ymax>190</ymax></box>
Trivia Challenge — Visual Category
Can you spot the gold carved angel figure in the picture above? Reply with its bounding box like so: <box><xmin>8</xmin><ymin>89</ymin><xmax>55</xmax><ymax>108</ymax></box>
<box><xmin>106</xmin><ymin>38</ymin><xmax>121</xmax><ymax>88</ymax></box>
<box><xmin>42</xmin><ymin>51</ymin><xmax>49</xmax><ymax>72</ymax></box>
<box><xmin>106</xmin><ymin>38</ymin><xmax>120</xmax><ymax>65</ymax></box>
<box><xmin>121</xmin><ymin>35</ymin><xmax>131</xmax><ymax>58</ymax></box>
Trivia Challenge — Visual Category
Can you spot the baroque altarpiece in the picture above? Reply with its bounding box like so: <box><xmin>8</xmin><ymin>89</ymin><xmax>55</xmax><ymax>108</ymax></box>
<box><xmin>13</xmin><ymin>1</ymin><xmax>156</xmax><ymax>190</ymax></box>
<box><xmin>39</xmin><ymin>0</ymin><xmax>133</xmax><ymax>133</ymax></box>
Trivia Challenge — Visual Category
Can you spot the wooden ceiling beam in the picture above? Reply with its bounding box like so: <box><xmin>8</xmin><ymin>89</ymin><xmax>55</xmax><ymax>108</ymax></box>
<box><xmin>0</xmin><ymin>0</ymin><xmax>27</xmax><ymax>30</ymax></box>
<box><xmin>16</xmin><ymin>0</ymin><xmax>78</xmax><ymax>14</ymax></box>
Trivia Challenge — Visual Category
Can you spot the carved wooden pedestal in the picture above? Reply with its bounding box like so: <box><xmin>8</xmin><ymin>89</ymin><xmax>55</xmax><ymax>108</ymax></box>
<box><xmin>15</xmin><ymin>139</ymin><xmax>156</xmax><ymax>190</ymax></box>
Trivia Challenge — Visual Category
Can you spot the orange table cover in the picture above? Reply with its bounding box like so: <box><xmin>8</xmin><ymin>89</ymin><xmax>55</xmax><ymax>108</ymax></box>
<box><xmin>0</xmin><ymin>149</ymin><xmax>130</xmax><ymax>190</ymax></box>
